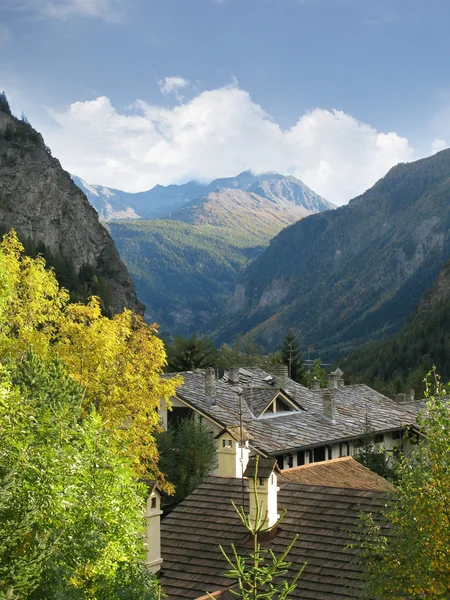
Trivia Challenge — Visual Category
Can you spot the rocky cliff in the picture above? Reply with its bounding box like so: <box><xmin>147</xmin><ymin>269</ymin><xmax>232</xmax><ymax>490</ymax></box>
<box><xmin>0</xmin><ymin>108</ymin><xmax>144</xmax><ymax>316</ymax></box>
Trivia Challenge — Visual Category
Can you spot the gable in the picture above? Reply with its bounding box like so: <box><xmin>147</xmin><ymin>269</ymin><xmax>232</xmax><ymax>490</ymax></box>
<box><xmin>260</xmin><ymin>391</ymin><xmax>302</xmax><ymax>417</ymax></box>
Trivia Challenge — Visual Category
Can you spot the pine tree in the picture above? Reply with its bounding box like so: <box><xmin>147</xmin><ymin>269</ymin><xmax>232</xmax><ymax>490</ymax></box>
<box><xmin>0</xmin><ymin>92</ymin><xmax>11</xmax><ymax>115</ymax></box>
<box><xmin>280</xmin><ymin>328</ymin><xmax>306</xmax><ymax>384</ymax></box>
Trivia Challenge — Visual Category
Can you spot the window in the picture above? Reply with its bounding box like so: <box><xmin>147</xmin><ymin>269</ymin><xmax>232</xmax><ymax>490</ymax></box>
<box><xmin>392</xmin><ymin>430</ymin><xmax>401</xmax><ymax>440</ymax></box>
<box><xmin>222</xmin><ymin>439</ymin><xmax>233</xmax><ymax>448</ymax></box>
<box><xmin>314</xmin><ymin>446</ymin><xmax>326</xmax><ymax>462</ymax></box>
<box><xmin>259</xmin><ymin>477</ymin><xmax>265</xmax><ymax>486</ymax></box>
<box><xmin>287</xmin><ymin>454</ymin><xmax>294</xmax><ymax>468</ymax></box>
<box><xmin>151</xmin><ymin>497</ymin><xmax>157</xmax><ymax>509</ymax></box>
<box><xmin>339</xmin><ymin>442</ymin><xmax>350</xmax><ymax>457</ymax></box>
<box><xmin>374</xmin><ymin>433</ymin><xmax>384</xmax><ymax>444</ymax></box>
<box><xmin>277</xmin><ymin>397</ymin><xmax>294</xmax><ymax>412</ymax></box>
<box><xmin>297</xmin><ymin>450</ymin><xmax>305</xmax><ymax>466</ymax></box>
<box><xmin>307</xmin><ymin>449</ymin><xmax>314</xmax><ymax>463</ymax></box>
<box><xmin>327</xmin><ymin>446</ymin><xmax>332</xmax><ymax>460</ymax></box>
<box><xmin>276</xmin><ymin>455</ymin><xmax>284</xmax><ymax>469</ymax></box>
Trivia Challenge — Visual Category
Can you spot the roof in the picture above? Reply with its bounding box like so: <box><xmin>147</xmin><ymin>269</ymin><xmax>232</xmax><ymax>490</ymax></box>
<box><xmin>195</xmin><ymin>588</ymin><xmax>237</xmax><ymax>599</ymax></box>
<box><xmin>169</xmin><ymin>368</ymin><xmax>423</xmax><ymax>456</ymax></box>
<box><xmin>160</xmin><ymin>475</ymin><xmax>390</xmax><ymax>599</ymax></box>
<box><xmin>278</xmin><ymin>457</ymin><xmax>395</xmax><ymax>492</ymax></box>
<box><xmin>215</xmin><ymin>425</ymin><xmax>253</xmax><ymax>442</ymax></box>
<box><xmin>242</xmin><ymin>456</ymin><xmax>279</xmax><ymax>478</ymax></box>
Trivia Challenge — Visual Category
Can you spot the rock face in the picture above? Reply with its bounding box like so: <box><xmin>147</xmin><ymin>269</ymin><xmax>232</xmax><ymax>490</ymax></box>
<box><xmin>0</xmin><ymin>110</ymin><xmax>144</xmax><ymax>316</ymax></box>
<box><xmin>212</xmin><ymin>149</ymin><xmax>450</xmax><ymax>358</ymax></box>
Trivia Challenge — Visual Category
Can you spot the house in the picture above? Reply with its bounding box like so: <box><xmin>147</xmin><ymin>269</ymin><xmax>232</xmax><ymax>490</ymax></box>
<box><xmin>161</xmin><ymin>365</ymin><xmax>422</xmax><ymax>471</ymax></box>
<box><xmin>154</xmin><ymin>453</ymin><xmax>394</xmax><ymax>599</ymax></box>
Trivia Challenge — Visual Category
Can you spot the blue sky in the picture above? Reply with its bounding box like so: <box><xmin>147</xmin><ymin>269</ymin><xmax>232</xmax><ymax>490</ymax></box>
<box><xmin>1</xmin><ymin>0</ymin><xmax>450</xmax><ymax>203</ymax></box>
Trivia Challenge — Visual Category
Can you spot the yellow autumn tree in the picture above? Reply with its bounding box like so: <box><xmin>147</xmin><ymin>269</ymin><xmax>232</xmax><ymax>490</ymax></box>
<box><xmin>0</xmin><ymin>230</ymin><xmax>181</xmax><ymax>483</ymax></box>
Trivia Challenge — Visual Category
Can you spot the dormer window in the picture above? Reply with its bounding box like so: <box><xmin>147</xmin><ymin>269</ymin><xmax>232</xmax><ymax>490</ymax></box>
<box><xmin>222</xmin><ymin>439</ymin><xmax>233</xmax><ymax>448</ymax></box>
<box><xmin>259</xmin><ymin>477</ymin><xmax>265</xmax><ymax>486</ymax></box>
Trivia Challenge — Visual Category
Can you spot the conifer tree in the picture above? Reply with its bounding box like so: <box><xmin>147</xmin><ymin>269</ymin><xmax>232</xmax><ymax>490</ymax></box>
<box><xmin>280</xmin><ymin>328</ymin><xmax>306</xmax><ymax>384</ymax></box>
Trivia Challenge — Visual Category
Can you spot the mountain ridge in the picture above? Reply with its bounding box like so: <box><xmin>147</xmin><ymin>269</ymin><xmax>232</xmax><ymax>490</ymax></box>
<box><xmin>0</xmin><ymin>107</ymin><xmax>144</xmax><ymax>317</ymax></box>
<box><xmin>210</xmin><ymin>148</ymin><xmax>450</xmax><ymax>358</ymax></box>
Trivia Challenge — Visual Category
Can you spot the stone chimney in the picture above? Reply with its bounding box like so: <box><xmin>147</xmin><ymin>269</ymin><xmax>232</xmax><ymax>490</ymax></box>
<box><xmin>243</xmin><ymin>457</ymin><xmax>280</xmax><ymax>530</ymax></box>
<box><xmin>205</xmin><ymin>367</ymin><xmax>217</xmax><ymax>404</ymax></box>
<box><xmin>310</xmin><ymin>376</ymin><xmax>320</xmax><ymax>391</ymax></box>
<box><xmin>228</xmin><ymin>367</ymin><xmax>240</xmax><ymax>385</ymax></box>
<box><xmin>408</xmin><ymin>389</ymin><xmax>415</xmax><ymax>402</ymax></box>
<box><xmin>333</xmin><ymin>368</ymin><xmax>344</xmax><ymax>388</ymax></box>
<box><xmin>144</xmin><ymin>482</ymin><xmax>163</xmax><ymax>573</ymax></box>
<box><xmin>327</xmin><ymin>372</ymin><xmax>338</xmax><ymax>389</ymax></box>
<box><xmin>323</xmin><ymin>389</ymin><xmax>336</xmax><ymax>423</ymax></box>
<box><xmin>273</xmin><ymin>364</ymin><xmax>289</xmax><ymax>389</ymax></box>
<box><xmin>396</xmin><ymin>392</ymin><xmax>406</xmax><ymax>403</ymax></box>
<box><xmin>215</xmin><ymin>427</ymin><xmax>251</xmax><ymax>478</ymax></box>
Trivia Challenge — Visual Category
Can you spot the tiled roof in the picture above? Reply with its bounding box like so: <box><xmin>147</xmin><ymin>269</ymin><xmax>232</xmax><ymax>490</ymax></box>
<box><xmin>169</xmin><ymin>368</ymin><xmax>423</xmax><ymax>455</ymax></box>
<box><xmin>160</xmin><ymin>475</ymin><xmax>390</xmax><ymax>599</ymax></box>
<box><xmin>278</xmin><ymin>457</ymin><xmax>395</xmax><ymax>492</ymax></box>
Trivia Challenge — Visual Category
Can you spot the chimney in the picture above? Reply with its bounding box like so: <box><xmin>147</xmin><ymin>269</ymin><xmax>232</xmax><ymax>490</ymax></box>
<box><xmin>243</xmin><ymin>457</ymin><xmax>279</xmax><ymax>530</ymax></box>
<box><xmin>205</xmin><ymin>367</ymin><xmax>217</xmax><ymax>404</ymax></box>
<box><xmin>310</xmin><ymin>376</ymin><xmax>320</xmax><ymax>391</ymax></box>
<box><xmin>323</xmin><ymin>389</ymin><xmax>336</xmax><ymax>422</ymax></box>
<box><xmin>144</xmin><ymin>482</ymin><xmax>163</xmax><ymax>573</ymax></box>
<box><xmin>273</xmin><ymin>364</ymin><xmax>289</xmax><ymax>389</ymax></box>
<box><xmin>396</xmin><ymin>393</ymin><xmax>406</xmax><ymax>403</ymax></box>
<box><xmin>408</xmin><ymin>388</ymin><xmax>415</xmax><ymax>402</ymax></box>
<box><xmin>228</xmin><ymin>367</ymin><xmax>240</xmax><ymax>385</ymax></box>
<box><xmin>332</xmin><ymin>368</ymin><xmax>344</xmax><ymax>388</ymax></box>
<box><xmin>215</xmin><ymin>427</ymin><xmax>251</xmax><ymax>478</ymax></box>
<box><xmin>327</xmin><ymin>373</ymin><xmax>338</xmax><ymax>389</ymax></box>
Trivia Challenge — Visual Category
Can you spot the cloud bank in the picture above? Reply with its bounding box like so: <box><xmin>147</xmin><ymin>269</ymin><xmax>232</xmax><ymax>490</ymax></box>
<box><xmin>44</xmin><ymin>85</ymin><xmax>415</xmax><ymax>204</ymax></box>
<box><xmin>159</xmin><ymin>77</ymin><xmax>190</xmax><ymax>95</ymax></box>
<box><xmin>9</xmin><ymin>0</ymin><xmax>125</xmax><ymax>20</ymax></box>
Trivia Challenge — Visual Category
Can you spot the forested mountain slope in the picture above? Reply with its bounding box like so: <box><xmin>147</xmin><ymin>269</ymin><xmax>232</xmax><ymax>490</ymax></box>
<box><xmin>341</xmin><ymin>259</ymin><xmax>450</xmax><ymax>397</ymax></box>
<box><xmin>107</xmin><ymin>177</ymin><xmax>333</xmax><ymax>336</ymax></box>
<box><xmin>212</xmin><ymin>149</ymin><xmax>450</xmax><ymax>358</ymax></box>
<box><xmin>0</xmin><ymin>99</ymin><xmax>144</xmax><ymax>316</ymax></box>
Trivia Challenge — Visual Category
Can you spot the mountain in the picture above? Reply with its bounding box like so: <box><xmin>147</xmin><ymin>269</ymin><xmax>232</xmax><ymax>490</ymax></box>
<box><xmin>341</xmin><ymin>258</ymin><xmax>450</xmax><ymax>398</ymax></box>
<box><xmin>73</xmin><ymin>170</ymin><xmax>333</xmax><ymax>221</ymax></box>
<box><xmin>0</xmin><ymin>103</ymin><xmax>144</xmax><ymax>316</ymax></box>
<box><xmin>107</xmin><ymin>177</ymin><xmax>333</xmax><ymax>336</ymax></box>
<box><xmin>211</xmin><ymin>149</ymin><xmax>450</xmax><ymax>358</ymax></box>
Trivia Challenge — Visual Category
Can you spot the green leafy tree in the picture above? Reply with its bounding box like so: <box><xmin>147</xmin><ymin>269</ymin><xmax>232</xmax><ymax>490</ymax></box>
<box><xmin>0</xmin><ymin>353</ymin><xmax>157</xmax><ymax>599</ymax></box>
<box><xmin>280</xmin><ymin>328</ymin><xmax>306</xmax><ymax>384</ymax></box>
<box><xmin>157</xmin><ymin>418</ymin><xmax>217</xmax><ymax>503</ymax></box>
<box><xmin>305</xmin><ymin>358</ymin><xmax>327</xmax><ymax>388</ymax></box>
<box><xmin>358</xmin><ymin>368</ymin><xmax>450</xmax><ymax>599</ymax></box>
<box><xmin>166</xmin><ymin>334</ymin><xmax>218</xmax><ymax>372</ymax></box>
<box><xmin>212</xmin><ymin>457</ymin><xmax>304</xmax><ymax>599</ymax></box>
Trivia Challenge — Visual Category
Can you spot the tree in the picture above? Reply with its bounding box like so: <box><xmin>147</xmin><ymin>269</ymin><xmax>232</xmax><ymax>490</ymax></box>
<box><xmin>280</xmin><ymin>329</ymin><xmax>306</xmax><ymax>384</ymax></box>
<box><xmin>0</xmin><ymin>353</ymin><xmax>158</xmax><ymax>599</ymax></box>
<box><xmin>212</xmin><ymin>457</ymin><xmax>304</xmax><ymax>599</ymax></box>
<box><xmin>166</xmin><ymin>334</ymin><xmax>218</xmax><ymax>372</ymax></box>
<box><xmin>353</xmin><ymin>414</ymin><xmax>394</xmax><ymax>480</ymax></box>
<box><xmin>0</xmin><ymin>91</ymin><xmax>11</xmax><ymax>115</ymax></box>
<box><xmin>157</xmin><ymin>418</ymin><xmax>217</xmax><ymax>503</ymax></box>
<box><xmin>359</xmin><ymin>369</ymin><xmax>450</xmax><ymax>599</ymax></box>
<box><xmin>0</xmin><ymin>230</ymin><xmax>182</xmax><ymax>482</ymax></box>
<box><xmin>305</xmin><ymin>358</ymin><xmax>327</xmax><ymax>388</ymax></box>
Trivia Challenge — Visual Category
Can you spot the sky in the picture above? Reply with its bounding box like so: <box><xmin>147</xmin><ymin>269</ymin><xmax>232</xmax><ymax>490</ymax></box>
<box><xmin>1</xmin><ymin>0</ymin><xmax>450</xmax><ymax>204</ymax></box>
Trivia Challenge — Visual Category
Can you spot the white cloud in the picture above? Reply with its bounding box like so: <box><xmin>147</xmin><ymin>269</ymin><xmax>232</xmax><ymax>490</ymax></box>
<box><xmin>42</xmin><ymin>85</ymin><xmax>415</xmax><ymax>205</ymax></box>
<box><xmin>9</xmin><ymin>0</ymin><xmax>126</xmax><ymax>21</ymax></box>
<box><xmin>431</xmin><ymin>138</ymin><xmax>447</xmax><ymax>154</ymax></box>
<box><xmin>158</xmin><ymin>77</ymin><xmax>190</xmax><ymax>95</ymax></box>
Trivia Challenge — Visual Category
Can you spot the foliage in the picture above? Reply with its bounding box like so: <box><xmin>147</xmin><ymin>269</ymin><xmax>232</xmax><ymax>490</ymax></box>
<box><xmin>358</xmin><ymin>369</ymin><xmax>450</xmax><ymax>599</ymax></box>
<box><xmin>166</xmin><ymin>334</ymin><xmax>218</xmax><ymax>372</ymax></box>
<box><xmin>107</xmin><ymin>216</ymin><xmax>277</xmax><ymax>339</ymax></box>
<box><xmin>217</xmin><ymin>333</ymin><xmax>277</xmax><ymax>369</ymax></box>
<box><xmin>0</xmin><ymin>353</ymin><xmax>157</xmax><ymax>600</ymax></box>
<box><xmin>304</xmin><ymin>358</ymin><xmax>327</xmax><ymax>388</ymax></box>
<box><xmin>157</xmin><ymin>418</ymin><xmax>217</xmax><ymax>503</ymax></box>
<box><xmin>342</xmin><ymin>270</ymin><xmax>450</xmax><ymax>398</ymax></box>
<box><xmin>0</xmin><ymin>92</ymin><xmax>11</xmax><ymax>115</ymax></box>
<box><xmin>0</xmin><ymin>230</ymin><xmax>182</xmax><ymax>481</ymax></box>
<box><xmin>353</xmin><ymin>414</ymin><xmax>394</xmax><ymax>480</ymax></box>
<box><xmin>280</xmin><ymin>328</ymin><xmax>306</xmax><ymax>384</ymax></box>
<box><xmin>212</xmin><ymin>457</ymin><xmax>304</xmax><ymax>599</ymax></box>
